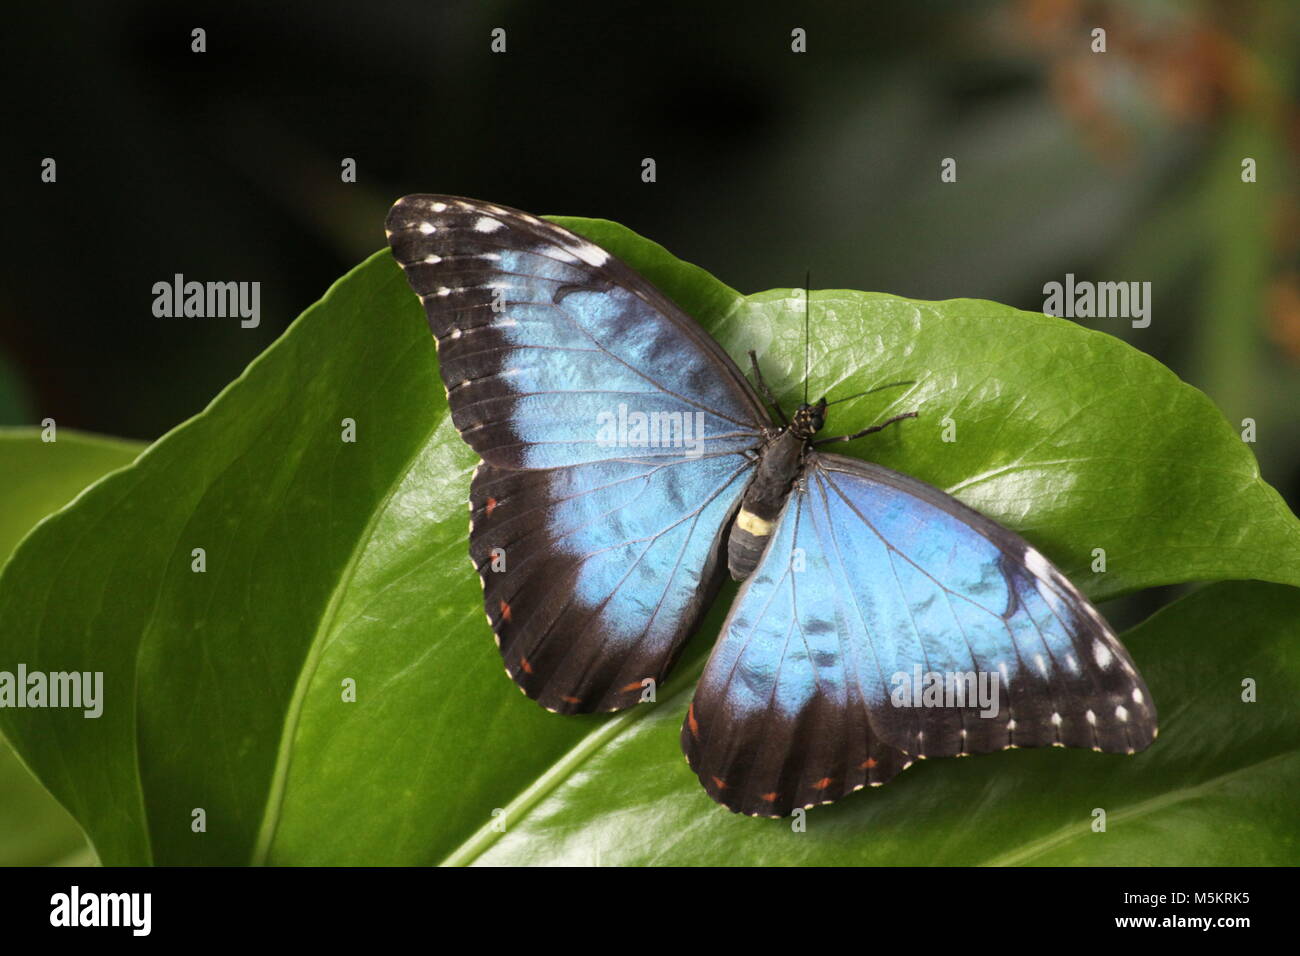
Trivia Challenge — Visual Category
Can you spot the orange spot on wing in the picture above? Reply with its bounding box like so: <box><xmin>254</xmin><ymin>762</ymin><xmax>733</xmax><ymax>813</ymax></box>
<box><xmin>761</xmin><ymin>792</ymin><xmax>779</xmax><ymax>802</ymax></box>
<box><xmin>486</xmin><ymin>497</ymin><xmax>497</xmax><ymax>516</ymax></box>
<box><xmin>687</xmin><ymin>703</ymin><xmax>699</xmax><ymax>738</ymax></box>
<box><xmin>860</xmin><ymin>757</ymin><xmax>878</xmax><ymax>770</ymax></box>
<box><xmin>562</xmin><ymin>695</ymin><xmax>581</xmax><ymax>704</ymax></box>
<box><xmin>499</xmin><ymin>599</ymin><xmax>512</xmax><ymax>622</ymax></box>
<box><xmin>520</xmin><ymin>657</ymin><xmax>533</xmax><ymax>675</ymax></box>
<box><xmin>813</xmin><ymin>777</ymin><xmax>834</xmax><ymax>790</ymax></box>
<box><xmin>711</xmin><ymin>776</ymin><xmax>727</xmax><ymax>790</ymax></box>
<box><xmin>621</xmin><ymin>679</ymin><xmax>645</xmax><ymax>692</ymax></box>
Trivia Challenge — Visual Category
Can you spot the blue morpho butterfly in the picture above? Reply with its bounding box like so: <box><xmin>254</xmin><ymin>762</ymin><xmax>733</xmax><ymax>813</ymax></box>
<box><xmin>385</xmin><ymin>194</ymin><xmax>1157</xmax><ymax>817</ymax></box>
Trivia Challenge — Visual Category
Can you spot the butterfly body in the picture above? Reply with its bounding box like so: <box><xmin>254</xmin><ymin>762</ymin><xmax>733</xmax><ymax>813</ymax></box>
<box><xmin>386</xmin><ymin>194</ymin><xmax>1158</xmax><ymax>817</ymax></box>
<box><xmin>728</xmin><ymin>400</ymin><xmax>826</xmax><ymax>581</ymax></box>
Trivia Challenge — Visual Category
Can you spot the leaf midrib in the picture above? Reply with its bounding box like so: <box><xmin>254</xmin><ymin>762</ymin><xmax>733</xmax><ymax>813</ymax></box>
<box><xmin>249</xmin><ymin>407</ymin><xmax>442</xmax><ymax>866</ymax></box>
<box><xmin>981</xmin><ymin>749</ymin><xmax>1298</xmax><ymax>866</ymax></box>
<box><xmin>439</xmin><ymin>662</ymin><xmax>704</xmax><ymax>866</ymax></box>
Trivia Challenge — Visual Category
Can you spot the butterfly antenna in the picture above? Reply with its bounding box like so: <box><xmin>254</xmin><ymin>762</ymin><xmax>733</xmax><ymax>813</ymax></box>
<box><xmin>824</xmin><ymin>380</ymin><xmax>916</xmax><ymax>406</ymax></box>
<box><xmin>803</xmin><ymin>270</ymin><xmax>810</xmax><ymax>405</ymax></box>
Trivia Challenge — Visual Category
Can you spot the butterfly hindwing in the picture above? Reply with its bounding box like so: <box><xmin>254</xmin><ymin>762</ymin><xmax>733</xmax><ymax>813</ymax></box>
<box><xmin>470</xmin><ymin>454</ymin><xmax>752</xmax><ymax>712</ymax></box>
<box><xmin>685</xmin><ymin>450</ymin><xmax>1156</xmax><ymax>815</ymax></box>
<box><xmin>682</xmin><ymin>490</ymin><xmax>914</xmax><ymax>817</ymax></box>
<box><xmin>387</xmin><ymin>195</ymin><xmax>770</xmax><ymax>713</ymax></box>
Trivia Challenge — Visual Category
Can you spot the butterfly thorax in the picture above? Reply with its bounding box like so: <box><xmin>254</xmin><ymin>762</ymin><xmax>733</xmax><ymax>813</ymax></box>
<box><xmin>728</xmin><ymin>400</ymin><xmax>825</xmax><ymax>581</ymax></box>
<box><xmin>789</xmin><ymin>399</ymin><xmax>826</xmax><ymax>440</ymax></box>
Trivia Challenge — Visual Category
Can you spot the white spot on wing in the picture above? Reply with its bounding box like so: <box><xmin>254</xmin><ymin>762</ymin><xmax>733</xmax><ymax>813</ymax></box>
<box><xmin>1024</xmin><ymin>547</ymin><xmax>1052</xmax><ymax>580</ymax></box>
<box><xmin>418</xmin><ymin>222</ymin><xmax>436</xmax><ymax>235</ymax></box>
<box><xmin>568</xmin><ymin>241</ymin><xmax>609</xmax><ymax>267</ymax></box>
<box><xmin>475</xmin><ymin>216</ymin><xmax>504</xmax><ymax>233</ymax></box>
<box><xmin>1132</xmin><ymin>687</ymin><xmax>1144</xmax><ymax>704</ymax></box>
<box><xmin>1092</xmin><ymin>638</ymin><xmax>1113</xmax><ymax>669</ymax></box>
<box><xmin>423</xmin><ymin>254</ymin><xmax>442</xmax><ymax>264</ymax></box>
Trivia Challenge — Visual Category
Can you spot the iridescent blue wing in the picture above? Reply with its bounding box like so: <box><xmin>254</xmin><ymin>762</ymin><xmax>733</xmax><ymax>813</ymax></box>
<box><xmin>386</xmin><ymin>195</ymin><xmax>766</xmax><ymax>469</ymax></box>
<box><xmin>387</xmin><ymin>195</ymin><xmax>768</xmax><ymax>713</ymax></box>
<box><xmin>684</xmin><ymin>451</ymin><xmax>1156</xmax><ymax>816</ymax></box>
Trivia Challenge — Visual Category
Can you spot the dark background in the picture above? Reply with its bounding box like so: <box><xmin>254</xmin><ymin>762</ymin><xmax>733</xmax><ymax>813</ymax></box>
<box><xmin>4</xmin><ymin>0</ymin><xmax>1298</xmax><ymax>503</ymax></box>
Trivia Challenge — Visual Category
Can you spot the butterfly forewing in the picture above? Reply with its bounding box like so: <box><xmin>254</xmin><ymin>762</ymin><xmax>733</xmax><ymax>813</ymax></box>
<box><xmin>809</xmin><ymin>452</ymin><xmax>1155</xmax><ymax>758</ymax></box>
<box><xmin>386</xmin><ymin>195</ymin><xmax>767</xmax><ymax>469</ymax></box>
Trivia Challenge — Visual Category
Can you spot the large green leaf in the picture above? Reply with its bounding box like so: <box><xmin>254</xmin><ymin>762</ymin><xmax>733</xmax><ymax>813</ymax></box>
<box><xmin>0</xmin><ymin>219</ymin><xmax>1296</xmax><ymax>865</ymax></box>
<box><xmin>0</xmin><ymin>428</ymin><xmax>143</xmax><ymax>866</ymax></box>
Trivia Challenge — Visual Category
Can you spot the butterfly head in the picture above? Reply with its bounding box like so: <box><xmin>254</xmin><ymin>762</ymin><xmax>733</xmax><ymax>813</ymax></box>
<box><xmin>791</xmin><ymin>397</ymin><xmax>827</xmax><ymax>440</ymax></box>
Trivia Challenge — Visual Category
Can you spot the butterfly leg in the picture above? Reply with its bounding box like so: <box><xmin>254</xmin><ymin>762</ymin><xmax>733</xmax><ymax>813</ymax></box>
<box><xmin>814</xmin><ymin>411</ymin><xmax>918</xmax><ymax>446</ymax></box>
<box><xmin>747</xmin><ymin>350</ymin><xmax>789</xmax><ymax>426</ymax></box>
